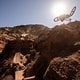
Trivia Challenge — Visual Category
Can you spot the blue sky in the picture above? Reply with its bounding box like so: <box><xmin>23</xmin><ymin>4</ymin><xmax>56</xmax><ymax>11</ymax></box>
<box><xmin>0</xmin><ymin>0</ymin><xmax>80</xmax><ymax>27</ymax></box>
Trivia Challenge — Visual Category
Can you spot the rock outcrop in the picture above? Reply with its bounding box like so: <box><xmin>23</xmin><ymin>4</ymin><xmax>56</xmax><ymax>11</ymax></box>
<box><xmin>44</xmin><ymin>53</ymin><xmax>80</xmax><ymax>80</ymax></box>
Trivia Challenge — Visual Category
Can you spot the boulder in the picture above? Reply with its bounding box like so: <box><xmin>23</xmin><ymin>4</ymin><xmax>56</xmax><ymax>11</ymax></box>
<box><xmin>44</xmin><ymin>53</ymin><xmax>80</xmax><ymax>80</ymax></box>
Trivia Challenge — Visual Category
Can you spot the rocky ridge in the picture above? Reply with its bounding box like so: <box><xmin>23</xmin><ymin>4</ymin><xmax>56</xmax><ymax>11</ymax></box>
<box><xmin>0</xmin><ymin>21</ymin><xmax>80</xmax><ymax>80</ymax></box>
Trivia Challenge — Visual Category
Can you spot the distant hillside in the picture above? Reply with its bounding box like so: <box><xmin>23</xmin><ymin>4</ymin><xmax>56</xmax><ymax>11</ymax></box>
<box><xmin>0</xmin><ymin>24</ymin><xmax>50</xmax><ymax>53</ymax></box>
<box><xmin>0</xmin><ymin>24</ymin><xmax>50</xmax><ymax>41</ymax></box>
